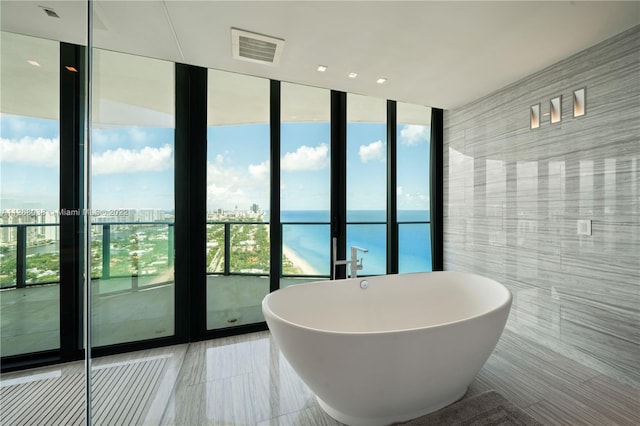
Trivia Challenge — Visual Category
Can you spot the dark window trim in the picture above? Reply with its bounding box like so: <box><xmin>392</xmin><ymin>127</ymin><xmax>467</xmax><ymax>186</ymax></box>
<box><xmin>430</xmin><ymin>108</ymin><xmax>444</xmax><ymax>271</ymax></box>
<box><xmin>387</xmin><ymin>100</ymin><xmax>398</xmax><ymax>274</ymax></box>
<box><xmin>270</xmin><ymin>80</ymin><xmax>282</xmax><ymax>293</ymax></box>
<box><xmin>175</xmin><ymin>63</ymin><xmax>207</xmax><ymax>341</ymax></box>
<box><xmin>330</xmin><ymin>91</ymin><xmax>347</xmax><ymax>279</ymax></box>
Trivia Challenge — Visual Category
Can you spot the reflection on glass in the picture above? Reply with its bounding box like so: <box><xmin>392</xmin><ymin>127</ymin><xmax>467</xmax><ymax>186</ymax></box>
<box><xmin>0</xmin><ymin>32</ymin><xmax>60</xmax><ymax>356</ymax></box>
<box><xmin>280</xmin><ymin>82</ymin><xmax>331</xmax><ymax>285</ymax></box>
<box><xmin>206</xmin><ymin>69</ymin><xmax>270</xmax><ymax>329</ymax></box>
<box><xmin>91</xmin><ymin>49</ymin><xmax>175</xmax><ymax>346</ymax></box>
<box><xmin>516</xmin><ymin>161</ymin><xmax>539</xmax><ymax>279</ymax></box>
<box><xmin>486</xmin><ymin>159</ymin><xmax>507</xmax><ymax>248</ymax></box>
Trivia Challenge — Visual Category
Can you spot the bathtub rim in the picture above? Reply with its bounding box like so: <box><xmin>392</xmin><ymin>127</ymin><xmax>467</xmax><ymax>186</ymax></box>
<box><xmin>262</xmin><ymin>271</ymin><xmax>512</xmax><ymax>336</ymax></box>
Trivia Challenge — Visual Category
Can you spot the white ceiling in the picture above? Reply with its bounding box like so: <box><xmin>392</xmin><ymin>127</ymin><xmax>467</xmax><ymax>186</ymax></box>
<box><xmin>1</xmin><ymin>0</ymin><xmax>639</xmax><ymax>111</ymax></box>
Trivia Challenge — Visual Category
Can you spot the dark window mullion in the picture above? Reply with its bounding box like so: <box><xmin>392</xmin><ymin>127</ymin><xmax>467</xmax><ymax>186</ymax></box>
<box><xmin>387</xmin><ymin>100</ymin><xmax>398</xmax><ymax>274</ymax></box>
<box><xmin>60</xmin><ymin>42</ymin><xmax>85</xmax><ymax>362</ymax></box>
<box><xmin>330</xmin><ymin>91</ymin><xmax>347</xmax><ymax>279</ymax></box>
<box><xmin>270</xmin><ymin>80</ymin><xmax>281</xmax><ymax>293</ymax></box>
<box><xmin>175</xmin><ymin>63</ymin><xmax>207</xmax><ymax>340</ymax></box>
<box><xmin>430</xmin><ymin>108</ymin><xmax>444</xmax><ymax>271</ymax></box>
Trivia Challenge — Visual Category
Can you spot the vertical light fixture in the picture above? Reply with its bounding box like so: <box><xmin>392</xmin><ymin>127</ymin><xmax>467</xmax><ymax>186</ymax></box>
<box><xmin>550</xmin><ymin>96</ymin><xmax>562</xmax><ymax>124</ymax></box>
<box><xmin>530</xmin><ymin>103</ymin><xmax>540</xmax><ymax>129</ymax></box>
<box><xmin>573</xmin><ymin>88</ymin><xmax>586</xmax><ymax>117</ymax></box>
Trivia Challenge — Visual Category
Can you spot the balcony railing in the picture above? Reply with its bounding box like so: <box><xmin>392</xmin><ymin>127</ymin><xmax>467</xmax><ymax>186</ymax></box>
<box><xmin>0</xmin><ymin>220</ymin><xmax>332</xmax><ymax>290</ymax></box>
<box><xmin>0</xmin><ymin>222</ymin><xmax>175</xmax><ymax>289</ymax></box>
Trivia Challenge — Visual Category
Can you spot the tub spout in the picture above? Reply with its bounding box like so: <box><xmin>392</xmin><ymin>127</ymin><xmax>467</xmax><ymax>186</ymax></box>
<box><xmin>350</xmin><ymin>246</ymin><xmax>368</xmax><ymax>278</ymax></box>
<box><xmin>332</xmin><ymin>239</ymin><xmax>368</xmax><ymax>279</ymax></box>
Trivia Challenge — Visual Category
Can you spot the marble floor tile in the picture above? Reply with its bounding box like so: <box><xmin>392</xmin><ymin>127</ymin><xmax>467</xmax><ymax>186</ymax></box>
<box><xmin>2</xmin><ymin>327</ymin><xmax>639</xmax><ymax>425</ymax></box>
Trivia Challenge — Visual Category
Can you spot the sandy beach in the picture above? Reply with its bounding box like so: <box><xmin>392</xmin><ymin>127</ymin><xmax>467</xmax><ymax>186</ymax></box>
<box><xmin>282</xmin><ymin>245</ymin><xmax>321</xmax><ymax>275</ymax></box>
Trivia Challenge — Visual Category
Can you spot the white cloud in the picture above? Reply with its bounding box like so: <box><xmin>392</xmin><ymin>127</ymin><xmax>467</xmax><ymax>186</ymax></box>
<box><xmin>400</xmin><ymin>125</ymin><xmax>429</xmax><ymax>146</ymax></box>
<box><xmin>248</xmin><ymin>160</ymin><xmax>269</xmax><ymax>180</ymax></box>
<box><xmin>281</xmin><ymin>143</ymin><xmax>329</xmax><ymax>171</ymax></box>
<box><xmin>397</xmin><ymin>186</ymin><xmax>403</xmax><ymax>196</ymax></box>
<box><xmin>398</xmin><ymin>190</ymin><xmax>430</xmax><ymax>209</ymax></box>
<box><xmin>0</xmin><ymin>136</ymin><xmax>60</xmax><ymax>167</ymax></box>
<box><xmin>359</xmin><ymin>140</ymin><xmax>385</xmax><ymax>163</ymax></box>
<box><xmin>206</xmin><ymin>155</ymin><xmax>268</xmax><ymax>210</ymax></box>
<box><xmin>92</xmin><ymin>144</ymin><xmax>173</xmax><ymax>175</ymax></box>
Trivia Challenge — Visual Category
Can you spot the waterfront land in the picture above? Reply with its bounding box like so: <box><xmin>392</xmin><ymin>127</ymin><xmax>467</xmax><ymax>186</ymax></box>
<box><xmin>1</xmin><ymin>214</ymin><xmax>319</xmax><ymax>287</ymax></box>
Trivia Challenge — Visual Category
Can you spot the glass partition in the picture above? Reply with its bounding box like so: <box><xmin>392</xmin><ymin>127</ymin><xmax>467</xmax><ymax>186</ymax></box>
<box><xmin>206</xmin><ymin>69</ymin><xmax>270</xmax><ymax>330</ymax></box>
<box><xmin>91</xmin><ymin>48</ymin><xmax>175</xmax><ymax>346</ymax></box>
<box><xmin>0</xmin><ymin>31</ymin><xmax>61</xmax><ymax>357</ymax></box>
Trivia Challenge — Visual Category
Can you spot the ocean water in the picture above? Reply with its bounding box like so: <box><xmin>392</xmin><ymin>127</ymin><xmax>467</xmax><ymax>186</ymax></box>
<box><xmin>281</xmin><ymin>210</ymin><xmax>432</xmax><ymax>276</ymax></box>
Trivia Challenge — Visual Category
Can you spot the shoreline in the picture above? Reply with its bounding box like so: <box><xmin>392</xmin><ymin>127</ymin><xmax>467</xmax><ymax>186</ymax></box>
<box><xmin>282</xmin><ymin>245</ymin><xmax>321</xmax><ymax>276</ymax></box>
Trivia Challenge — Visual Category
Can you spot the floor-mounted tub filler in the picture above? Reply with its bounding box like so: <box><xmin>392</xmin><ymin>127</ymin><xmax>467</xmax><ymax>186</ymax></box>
<box><xmin>262</xmin><ymin>271</ymin><xmax>512</xmax><ymax>426</ymax></box>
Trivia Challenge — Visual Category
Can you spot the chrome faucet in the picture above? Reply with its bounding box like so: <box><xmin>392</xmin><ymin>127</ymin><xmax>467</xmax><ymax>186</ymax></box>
<box><xmin>350</xmin><ymin>246</ymin><xmax>368</xmax><ymax>278</ymax></box>
<box><xmin>332</xmin><ymin>238</ymin><xmax>368</xmax><ymax>279</ymax></box>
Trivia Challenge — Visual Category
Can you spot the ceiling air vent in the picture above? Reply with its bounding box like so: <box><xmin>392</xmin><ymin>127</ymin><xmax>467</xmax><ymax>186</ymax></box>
<box><xmin>231</xmin><ymin>28</ymin><xmax>284</xmax><ymax>66</ymax></box>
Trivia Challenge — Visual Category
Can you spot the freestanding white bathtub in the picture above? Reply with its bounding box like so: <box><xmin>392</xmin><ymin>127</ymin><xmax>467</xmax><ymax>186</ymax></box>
<box><xmin>262</xmin><ymin>271</ymin><xmax>512</xmax><ymax>426</ymax></box>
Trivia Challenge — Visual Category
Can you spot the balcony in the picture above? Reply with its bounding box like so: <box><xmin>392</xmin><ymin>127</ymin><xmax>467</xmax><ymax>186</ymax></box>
<box><xmin>0</xmin><ymin>221</ymin><xmax>325</xmax><ymax>357</ymax></box>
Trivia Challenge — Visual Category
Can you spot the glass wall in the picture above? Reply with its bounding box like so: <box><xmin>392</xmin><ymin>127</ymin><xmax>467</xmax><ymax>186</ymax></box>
<box><xmin>280</xmin><ymin>83</ymin><xmax>331</xmax><ymax>287</ymax></box>
<box><xmin>346</xmin><ymin>94</ymin><xmax>387</xmax><ymax>276</ymax></box>
<box><xmin>206</xmin><ymin>69</ymin><xmax>270</xmax><ymax>329</ymax></box>
<box><xmin>0</xmin><ymin>30</ymin><xmax>437</xmax><ymax>373</ymax></box>
<box><xmin>0</xmin><ymin>32</ymin><xmax>61</xmax><ymax>356</ymax></box>
<box><xmin>397</xmin><ymin>102</ymin><xmax>432</xmax><ymax>272</ymax></box>
<box><xmin>91</xmin><ymin>49</ymin><xmax>175</xmax><ymax>346</ymax></box>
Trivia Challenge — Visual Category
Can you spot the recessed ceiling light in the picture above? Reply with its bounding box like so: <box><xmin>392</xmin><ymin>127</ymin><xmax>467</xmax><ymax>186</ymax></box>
<box><xmin>376</xmin><ymin>78</ymin><xmax>387</xmax><ymax>84</ymax></box>
<box><xmin>317</xmin><ymin>65</ymin><xmax>327</xmax><ymax>72</ymax></box>
<box><xmin>348</xmin><ymin>72</ymin><xmax>358</xmax><ymax>79</ymax></box>
<box><xmin>65</xmin><ymin>66</ymin><xmax>78</xmax><ymax>73</ymax></box>
<box><xmin>27</xmin><ymin>60</ymin><xmax>41</xmax><ymax>67</ymax></box>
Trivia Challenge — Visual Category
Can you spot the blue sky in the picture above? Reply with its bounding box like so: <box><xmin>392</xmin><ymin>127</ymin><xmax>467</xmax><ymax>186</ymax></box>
<box><xmin>1</xmin><ymin>113</ymin><xmax>430</xmax><ymax>213</ymax></box>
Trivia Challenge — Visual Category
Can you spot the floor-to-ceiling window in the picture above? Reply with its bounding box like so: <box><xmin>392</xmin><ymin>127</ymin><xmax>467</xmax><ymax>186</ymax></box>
<box><xmin>206</xmin><ymin>69</ymin><xmax>270</xmax><ymax>330</ymax></box>
<box><xmin>397</xmin><ymin>102</ymin><xmax>432</xmax><ymax>272</ymax></box>
<box><xmin>91</xmin><ymin>49</ymin><xmax>175</xmax><ymax>346</ymax></box>
<box><xmin>1</xmin><ymin>42</ymin><xmax>438</xmax><ymax>368</ymax></box>
<box><xmin>280</xmin><ymin>83</ymin><xmax>331</xmax><ymax>287</ymax></box>
<box><xmin>346</xmin><ymin>94</ymin><xmax>387</xmax><ymax>276</ymax></box>
<box><xmin>0</xmin><ymin>32</ymin><xmax>61</xmax><ymax>357</ymax></box>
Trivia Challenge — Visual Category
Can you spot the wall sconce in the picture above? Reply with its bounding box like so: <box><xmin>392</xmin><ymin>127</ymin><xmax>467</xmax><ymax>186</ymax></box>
<box><xmin>573</xmin><ymin>88</ymin><xmax>586</xmax><ymax>117</ymax></box>
<box><xmin>550</xmin><ymin>96</ymin><xmax>562</xmax><ymax>124</ymax></box>
<box><xmin>530</xmin><ymin>103</ymin><xmax>540</xmax><ymax>129</ymax></box>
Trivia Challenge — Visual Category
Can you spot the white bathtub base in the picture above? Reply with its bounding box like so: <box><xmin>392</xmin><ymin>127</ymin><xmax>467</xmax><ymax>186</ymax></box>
<box><xmin>317</xmin><ymin>389</ymin><xmax>467</xmax><ymax>426</ymax></box>
<box><xmin>263</xmin><ymin>272</ymin><xmax>512</xmax><ymax>426</ymax></box>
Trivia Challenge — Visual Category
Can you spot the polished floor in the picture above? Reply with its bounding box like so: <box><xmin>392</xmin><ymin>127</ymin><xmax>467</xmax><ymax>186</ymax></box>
<box><xmin>1</xmin><ymin>276</ymin><xmax>316</xmax><ymax>357</ymax></box>
<box><xmin>1</xmin><ymin>323</ymin><xmax>639</xmax><ymax>425</ymax></box>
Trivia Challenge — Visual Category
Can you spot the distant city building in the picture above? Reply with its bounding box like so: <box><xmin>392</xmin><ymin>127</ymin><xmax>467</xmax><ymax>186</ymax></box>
<box><xmin>0</xmin><ymin>208</ymin><xmax>173</xmax><ymax>246</ymax></box>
